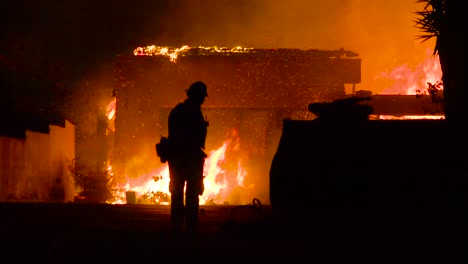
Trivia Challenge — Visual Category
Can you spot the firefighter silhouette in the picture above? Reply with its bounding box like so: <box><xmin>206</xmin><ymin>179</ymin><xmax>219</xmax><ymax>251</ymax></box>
<box><xmin>167</xmin><ymin>81</ymin><xmax>209</xmax><ymax>233</ymax></box>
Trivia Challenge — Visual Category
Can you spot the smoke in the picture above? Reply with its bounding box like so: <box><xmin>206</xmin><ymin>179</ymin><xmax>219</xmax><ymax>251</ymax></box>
<box><xmin>151</xmin><ymin>0</ymin><xmax>437</xmax><ymax>94</ymax></box>
<box><xmin>1</xmin><ymin>1</ymin><xmax>437</xmax><ymax>95</ymax></box>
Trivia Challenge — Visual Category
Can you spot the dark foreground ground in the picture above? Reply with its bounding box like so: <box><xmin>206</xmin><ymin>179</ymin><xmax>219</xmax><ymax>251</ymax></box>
<box><xmin>0</xmin><ymin>203</ymin><xmax>466</xmax><ymax>263</ymax></box>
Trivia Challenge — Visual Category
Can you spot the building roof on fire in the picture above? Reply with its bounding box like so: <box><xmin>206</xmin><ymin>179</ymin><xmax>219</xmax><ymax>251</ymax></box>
<box><xmin>132</xmin><ymin>45</ymin><xmax>360</xmax><ymax>61</ymax></box>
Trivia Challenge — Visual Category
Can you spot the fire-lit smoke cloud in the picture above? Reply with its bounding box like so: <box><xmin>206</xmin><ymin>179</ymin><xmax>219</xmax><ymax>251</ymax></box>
<box><xmin>153</xmin><ymin>0</ymin><xmax>437</xmax><ymax>94</ymax></box>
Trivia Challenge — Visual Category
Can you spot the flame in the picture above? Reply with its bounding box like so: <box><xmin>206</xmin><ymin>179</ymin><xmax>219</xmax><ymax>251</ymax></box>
<box><xmin>106</xmin><ymin>98</ymin><xmax>116</xmax><ymax>120</ymax></box>
<box><xmin>107</xmin><ymin>164</ymin><xmax>170</xmax><ymax>205</ymax></box>
<box><xmin>108</xmin><ymin>134</ymin><xmax>249</xmax><ymax>205</ymax></box>
<box><xmin>236</xmin><ymin>160</ymin><xmax>247</xmax><ymax>187</ymax></box>
<box><xmin>378</xmin><ymin>50</ymin><xmax>442</xmax><ymax>95</ymax></box>
<box><xmin>133</xmin><ymin>45</ymin><xmax>254</xmax><ymax>62</ymax></box>
<box><xmin>106</xmin><ymin>98</ymin><xmax>116</xmax><ymax>135</ymax></box>
<box><xmin>201</xmin><ymin>141</ymin><xmax>228</xmax><ymax>203</ymax></box>
<box><xmin>374</xmin><ymin>115</ymin><xmax>444</xmax><ymax>120</ymax></box>
<box><xmin>373</xmin><ymin>49</ymin><xmax>444</xmax><ymax>120</ymax></box>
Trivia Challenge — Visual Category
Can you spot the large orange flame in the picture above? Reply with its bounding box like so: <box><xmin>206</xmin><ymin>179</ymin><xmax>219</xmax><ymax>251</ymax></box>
<box><xmin>378</xmin><ymin>50</ymin><xmax>442</xmax><ymax>95</ymax></box>
<box><xmin>373</xmin><ymin>49</ymin><xmax>444</xmax><ymax>120</ymax></box>
<box><xmin>108</xmin><ymin>132</ymin><xmax>250</xmax><ymax>205</ymax></box>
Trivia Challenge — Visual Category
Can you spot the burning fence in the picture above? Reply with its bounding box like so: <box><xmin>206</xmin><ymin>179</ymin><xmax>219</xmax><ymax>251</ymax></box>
<box><xmin>105</xmin><ymin>45</ymin><xmax>361</xmax><ymax>205</ymax></box>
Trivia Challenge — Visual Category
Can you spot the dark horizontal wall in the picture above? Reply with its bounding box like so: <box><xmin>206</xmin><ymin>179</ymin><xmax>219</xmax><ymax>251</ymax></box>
<box><xmin>270</xmin><ymin>119</ymin><xmax>460</xmax><ymax>209</ymax></box>
<box><xmin>369</xmin><ymin>95</ymin><xmax>444</xmax><ymax>116</ymax></box>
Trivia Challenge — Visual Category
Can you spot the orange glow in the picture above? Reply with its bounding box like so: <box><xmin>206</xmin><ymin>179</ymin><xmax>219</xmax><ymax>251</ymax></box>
<box><xmin>133</xmin><ymin>45</ymin><xmax>254</xmax><ymax>62</ymax></box>
<box><xmin>373</xmin><ymin>115</ymin><xmax>444</xmax><ymax>120</ymax></box>
<box><xmin>379</xmin><ymin>51</ymin><xmax>442</xmax><ymax>95</ymax></box>
<box><xmin>373</xmin><ymin>50</ymin><xmax>444</xmax><ymax>119</ymax></box>
<box><xmin>106</xmin><ymin>98</ymin><xmax>116</xmax><ymax>120</ymax></box>
<box><xmin>236</xmin><ymin>160</ymin><xmax>247</xmax><ymax>187</ymax></box>
<box><xmin>108</xmin><ymin>133</ymin><xmax>250</xmax><ymax>205</ymax></box>
<box><xmin>202</xmin><ymin>141</ymin><xmax>228</xmax><ymax>203</ymax></box>
<box><xmin>110</xmin><ymin>164</ymin><xmax>171</xmax><ymax>205</ymax></box>
<box><xmin>106</xmin><ymin>98</ymin><xmax>116</xmax><ymax>135</ymax></box>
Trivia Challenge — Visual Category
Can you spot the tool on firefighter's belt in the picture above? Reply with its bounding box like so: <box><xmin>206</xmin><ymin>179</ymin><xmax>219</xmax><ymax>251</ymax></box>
<box><xmin>155</xmin><ymin>136</ymin><xmax>170</xmax><ymax>163</ymax></box>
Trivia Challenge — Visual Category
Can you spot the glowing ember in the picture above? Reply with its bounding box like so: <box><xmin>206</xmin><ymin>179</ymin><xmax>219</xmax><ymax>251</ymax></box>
<box><xmin>133</xmin><ymin>45</ymin><xmax>254</xmax><ymax>62</ymax></box>
<box><xmin>374</xmin><ymin>115</ymin><xmax>444</xmax><ymax>120</ymax></box>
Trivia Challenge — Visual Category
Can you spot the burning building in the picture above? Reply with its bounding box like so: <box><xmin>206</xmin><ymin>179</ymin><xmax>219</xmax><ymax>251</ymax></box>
<box><xmin>110</xmin><ymin>45</ymin><xmax>361</xmax><ymax>205</ymax></box>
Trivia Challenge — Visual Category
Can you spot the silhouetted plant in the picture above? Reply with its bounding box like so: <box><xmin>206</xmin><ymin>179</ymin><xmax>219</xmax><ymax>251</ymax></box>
<box><xmin>414</xmin><ymin>0</ymin><xmax>466</xmax><ymax>121</ymax></box>
<box><xmin>426</xmin><ymin>81</ymin><xmax>444</xmax><ymax>103</ymax></box>
<box><xmin>416</xmin><ymin>81</ymin><xmax>444</xmax><ymax>101</ymax></box>
<box><xmin>414</xmin><ymin>0</ymin><xmax>446</xmax><ymax>55</ymax></box>
<box><xmin>67</xmin><ymin>158</ymin><xmax>118</xmax><ymax>203</ymax></box>
<box><xmin>416</xmin><ymin>80</ymin><xmax>444</xmax><ymax>115</ymax></box>
<box><xmin>138</xmin><ymin>190</ymin><xmax>170</xmax><ymax>205</ymax></box>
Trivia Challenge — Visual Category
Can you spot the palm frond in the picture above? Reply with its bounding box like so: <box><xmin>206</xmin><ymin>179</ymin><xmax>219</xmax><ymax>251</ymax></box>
<box><xmin>414</xmin><ymin>0</ymin><xmax>446</xmax><ymax>54</ymax></box>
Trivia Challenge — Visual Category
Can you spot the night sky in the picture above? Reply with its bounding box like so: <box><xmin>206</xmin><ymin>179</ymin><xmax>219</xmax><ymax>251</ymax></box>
<box><xmin>1</xmin><ymin>1</ymin><xmax>171</xmax><ymax>82</ymax></box>
<box><xmin>0</xmin><ymin>1</ymin><xmax>174</xmax><ymax>114</ymax></box>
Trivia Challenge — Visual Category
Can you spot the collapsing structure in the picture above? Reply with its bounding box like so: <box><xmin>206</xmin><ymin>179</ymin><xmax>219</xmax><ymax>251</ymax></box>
<box><xmin>112</xmin><ymin>46</ymin><xmax>361</xmax><ymax>203</ymax></box>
